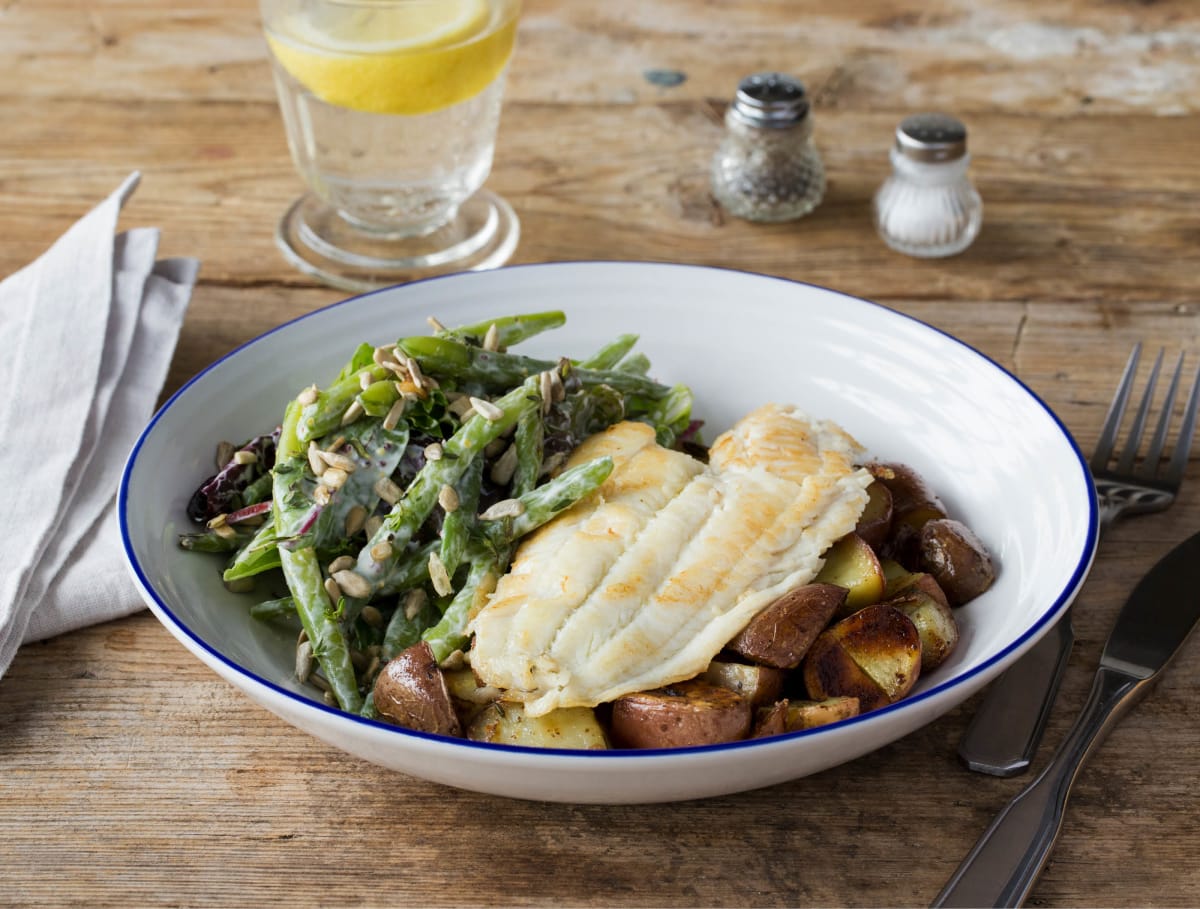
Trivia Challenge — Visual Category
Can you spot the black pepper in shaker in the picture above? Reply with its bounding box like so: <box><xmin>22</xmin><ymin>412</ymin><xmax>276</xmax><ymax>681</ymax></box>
<box><xmin>710</xmin><ymin>72</ymin><xmax>825</xmax><ymax>223</ymax></box>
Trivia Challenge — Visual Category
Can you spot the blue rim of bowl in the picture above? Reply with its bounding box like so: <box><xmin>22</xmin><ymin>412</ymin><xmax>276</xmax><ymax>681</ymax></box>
<box><xmin>118</xmin><ymin>261</ymin><xmax>1100</xmax><ymax>759</ymax></box>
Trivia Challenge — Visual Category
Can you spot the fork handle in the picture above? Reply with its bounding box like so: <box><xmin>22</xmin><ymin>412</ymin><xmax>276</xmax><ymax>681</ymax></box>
<box><xmin>957</xmin><ymin>614</ymin><xmax>1075</xmax><ymax>776</ymax></box>
<box><xmin>933</xmin><ymin>666</ymin><xmax>1144</xmax><ymax>908</ymax></box>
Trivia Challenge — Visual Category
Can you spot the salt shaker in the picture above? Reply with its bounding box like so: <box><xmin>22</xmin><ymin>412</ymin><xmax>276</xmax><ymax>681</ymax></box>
<box><xmin>710</xmin><ymin>72</ymin><xmax>825</xmax><ymax>223</ymax></box>
<box><xmin>873</xmin><ymin>113</ymin><xmax>982</xmax><ymax>258</ymax></box>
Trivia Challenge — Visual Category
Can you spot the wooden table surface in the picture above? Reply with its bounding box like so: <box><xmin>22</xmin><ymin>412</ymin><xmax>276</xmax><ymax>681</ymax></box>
<box><xmin>2</xmin><ymin>1</ymin><xmax>1198</xmax><ymax>905</ymax></box>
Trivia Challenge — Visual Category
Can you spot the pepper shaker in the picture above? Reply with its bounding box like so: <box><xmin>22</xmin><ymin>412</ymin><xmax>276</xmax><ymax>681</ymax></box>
<box><xmin>873</xmin><ymin>113</ymin><xmax>982</xmax><ymax>258</ymax></box>
<box><xmin>710</xmin><ymin>72</ymin><xmax>825</xmax><ymax>223</ymax></box>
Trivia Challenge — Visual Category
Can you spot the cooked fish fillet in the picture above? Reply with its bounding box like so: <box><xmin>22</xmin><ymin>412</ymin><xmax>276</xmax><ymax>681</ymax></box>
<box><xmin>468</xmin><ymin>405</ymin><xmax>873</xmax><ymax>716</ymax></box>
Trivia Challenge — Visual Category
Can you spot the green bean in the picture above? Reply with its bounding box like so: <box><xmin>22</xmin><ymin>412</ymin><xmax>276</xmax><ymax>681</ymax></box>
<box><xmin>422</xmin><ymin>558</ymin><xmax>497</xmax><ymax>663</ymax></box>
<box><xmin>478</xmin><ymin>456</ymin><xmax>613</xmax><ymax>553</ymax></box>
<box><xmin>397</xmin><ymin>335</ymin><xmax>671</xmax><ymax>400</ymax></box>
<box><xmin>377</xmin><ymin>540</ymin><xmax>439</xmax><ymax>597</ymax></box>
<box><xmin>614</xmin><ymin>351</ymin><xmax>651</xmax><ymax>376</ymax></box>
<box><xmin>352</xmin><ymin>377</ymin><xmax>540</xmax><ymax>592</ymax></box>
<box><xmin>178</xmin><ymin>527</ymin><xmax>254</xmax><ymax>553</ymax></box>
<box><xmin>438</xmin><ymin>310</ymin><xmax>565</xmax><ymax>348</ymax></box>
<box><xmin>278</xmin><ymin>546</ymin><xmax>362</xmax><ymax>712</ymax></box>
<box><xmin>296</xmin><ymin>364</ymin><xmax>390</xmax><ymax>443</ymax></box>
<box><xmin>382</xmin><ymin>591</ymin><xmax>439</xmax><ymax>659</ymax></box>
<box><xmin>511</xmin><ymin>398</ymin><xmax>544</xmax><ymax>498</ymax></box>
<box><xmin>248</xmin><ymin>596</ymin><xmax>297</xmax><ymax>624</ymax></box>
<box><xmin>578</xmin><ymin>334</ymin><xmax>638</xmax><ymax>370</ymax></box>
<box><xmin>335</xmin><ymin>342</ymin><xmax>376</xmax><ymax>382</ymax></box>
<box><xmin>439</xmin><ymin>453</ymin><xmax>482</xmax><ymax>579</ymax></box>
<box><xmin>278</xmin><ymin>398</ymin><xmax>303</xmax><ymax>461</ymax></box>
<box><xmin>642</xmin><ymin>383</ymin><xmax>693</xmax><ymax>448</ymax></box>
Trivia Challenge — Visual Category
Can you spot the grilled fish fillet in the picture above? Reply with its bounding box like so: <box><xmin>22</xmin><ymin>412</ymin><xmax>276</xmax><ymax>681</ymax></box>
<box><xmin>468</xmin><ymin>404</ymin><xmax>873</xmax><ymax>716</ymax></box>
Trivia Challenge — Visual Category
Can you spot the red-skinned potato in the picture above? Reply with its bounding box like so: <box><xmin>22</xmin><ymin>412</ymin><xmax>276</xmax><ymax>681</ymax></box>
<box><xmin>869</xmin><ymin>462</ymin><xmax>948</xmax><ymax>568</ymax></box>
<box><xmin>918</xmin><ymin>518</ymin><xmax>996</xmax><ymax>606</ymax></box>
<box><xmin>702</xmin><ymin>660</ymin><xmax>787</xmax><ymax>706</ymax></box>
<box><xmin>803</xmin><ymin>604</ymin><xmax>922</xmax><ymax>711</ymax></box>
<box><xmin>814</xmin><ymin>534</ymin><xmax>886</xmax><ymax>617</ymax></box>
<box><xmin>884</xmin><ymin>568</ymin><xmax>952</xmax><ymax>612</ymax></box>
<box><xmin>752</xmin><ymin>697</ymin><xmax>861</xmax><ymax>738</ymax></box>
<box><xmin>724</xmin><ymin>583</ymin><xmax>847</xmax><ymax>668</ymax></box>
<box><xmin>373</xmin><ymin>641</ymin><xmax>462</xmax><ymax>737</ymax></box>
<box><xmin>885</xmin><ymin>588</ymin><xmax>960</xmax><ymax>672</ymax></box>
<box><xmin>610</xmin><ymin>679</ymin><xmax>751</xmax><ymax>749</ymax></box>
<box><xmin>854</xmin><ymin>480</ymin><xmax>894</xmax><ymax>550</ymax></box>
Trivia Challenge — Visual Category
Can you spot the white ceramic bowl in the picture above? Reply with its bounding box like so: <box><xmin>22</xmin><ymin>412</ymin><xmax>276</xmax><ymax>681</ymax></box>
<box><xmin>119</xmin><ymin>262</ymin><xmax>1098</xmax><ymax>804</ymax></box>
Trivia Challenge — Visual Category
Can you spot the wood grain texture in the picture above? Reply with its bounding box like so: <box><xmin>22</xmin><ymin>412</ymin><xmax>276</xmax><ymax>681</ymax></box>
<box><xmin>1</xmin><ymin>0</ymin><xmax>1198</xmax><ymax>905</ymax></box>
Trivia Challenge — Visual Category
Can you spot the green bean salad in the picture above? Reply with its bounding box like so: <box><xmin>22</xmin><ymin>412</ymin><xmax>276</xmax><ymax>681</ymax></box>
<box><xmin>179</xmin><ymin>311</ymin><xmax>694</xmax><ymax>718</ymax></box>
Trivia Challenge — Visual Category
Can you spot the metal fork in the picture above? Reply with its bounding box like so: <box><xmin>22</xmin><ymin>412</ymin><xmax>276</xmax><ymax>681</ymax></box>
<box><xmin>958</xmin><ymin>343</ymin><xmax>1200</xmax><ymax>776</ymax></box>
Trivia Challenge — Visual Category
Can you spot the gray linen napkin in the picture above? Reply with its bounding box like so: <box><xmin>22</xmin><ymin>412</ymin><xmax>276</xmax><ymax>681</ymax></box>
<box><xmin>0</xmin><ymin>173</ymin><xmax>197</xmax><ymax>678</ymax></box>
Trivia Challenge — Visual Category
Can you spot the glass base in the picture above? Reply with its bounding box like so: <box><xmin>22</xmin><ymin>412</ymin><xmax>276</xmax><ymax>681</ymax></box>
<box><xmin>275</xmin><ymin>189</ymin><xmax>520</xmax><ymax>292</ymax></box>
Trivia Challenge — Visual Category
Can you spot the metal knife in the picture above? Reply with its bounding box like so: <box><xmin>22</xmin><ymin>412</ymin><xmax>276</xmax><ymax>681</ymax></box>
<box><xmin>933</xmin><ymin>529</ymin><xmax>1200</xmax><ymax>908</ymax></box>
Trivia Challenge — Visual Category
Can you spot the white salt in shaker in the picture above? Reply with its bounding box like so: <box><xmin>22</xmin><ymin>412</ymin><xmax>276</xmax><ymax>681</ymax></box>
<box><xmin>873</xmin><ymin>113</ymin><xmax>982</xmax><ymax>258</ymax></box>
<box><xmin>711</xmin><ymin>72</ymin><xmax>825</xmax><ymax>223</ymax></box>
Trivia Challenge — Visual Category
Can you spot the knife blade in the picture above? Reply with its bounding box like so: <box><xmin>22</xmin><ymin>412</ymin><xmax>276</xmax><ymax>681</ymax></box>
<box><xmin>933</xmin><ymin>529</ymin><xmax>1200</xmax><ymax>908</ymax></box>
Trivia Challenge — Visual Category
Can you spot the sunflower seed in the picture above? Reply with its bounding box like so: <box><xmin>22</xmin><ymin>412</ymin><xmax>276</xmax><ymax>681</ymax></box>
<box><xmin>374</xmin><ymin>476</ymin><xmax>402</xmax><ymax>505</ymax></box>
<box><xmin>489</xmin><ymin>443</ymin><xmax>519</xmax><ymax>486</ymax></box>
<box><xmin>307</xmin><ymin>441</ymin><xmax>327</xmax><ymax>476</ymax></box>
<box><xmin>480</xmin><ymin>498</ymin><xmax>525</xmax><ymax>521</ymax></box>
<box><xmin>216</xmin><ymin>440</ymin><xmax>236</xmax><ymax>469</ymax></box>
<box><xmin>428</xmin><ymin>552</ymin><xmax>453</xmax><ymax>597</ymax></box>
<box><xmin>313</xmin><ymin>483</ymin><xmax>332</xmax><ymax>506</ymax></box>
<box><xmin>319</xmin><ymin>467</ymin><xmax>348</xmax><ymax>489</ymax></box>
<box><xmin>328</xmin><ymin>555</ymin><xmax>356</xmax><ymax>574</ymax></box>
<box><xmin>319</xmin><ymin>449</ymin><xmax>357</xmax><ymax>473</ymax></box>
<box><xmin>323</xmin><ymin>577</ymin><xmax>342</xmax><ymax>602</ymax></box>
<box><xmin>370</xmin><ymin>540</ymin><xmax>394</xmax><ymax>562</ymax></box>
<box><xmin>296</xmin><ymin>385</ymin><xmax>319</xmax><ymax>406</ymax></box>
<box><xmin>364</xmin><ymin>515</ymin><xmax>384</xmax><ymax>538</ymax></box>
<box><xmin>213</xmin><ymin>523</ymin><xmax>239</xmax><ymax>540</ymax></box>
<box><xmin>423</xmin><ymin>442</ymin><xmax>443</xmax><ymax>462</ymax></box>
<box><xmin>549</xmin><ymin>368</ymin><xmax>565</xmax><ymax>403</ymax></box>
<box><xmin>350</xmin><ymin>649</ymin><xmax>368</xmax><ymax>671</ymax></box>
<box><xmin>333</xmin><ymin>569</ymin><xmax>372</xmax><ymax>599</ymax></box>
<box><xmin>539</xmin><ymin>371</ymin><xmax>554</xmax><ymax>414</ymax></box>
<box><xmin>310</xmin><ymin>672</ymin><xmax>331</xmax><ymax>693</ymax></box>
<box><xmin>361</xmin><ymin>605</ymin><xmax>384</xmax><ymax>629</ymax></box>
<box><xmin>469</xmin><ymin>396</ymin><xmax>504</xmax><ymax>422</ymax></box>
<box><xmin>344</xmin><ymin>504</ymin><xmax>368</xmax><ymax>537</ymax></box>
<box><xmin>448</xmin><ymin>396</ymin><xmax>475</xmax><ymax>419</ymax></box>
<box><xmin>206</xmin><ymin>513</ymin><xmax>228</xmax><ymax>529</ymax></box>
<box><xmin>322</xmin><ymin>690</ymin><xmax>337</xmax><ymax>706</ymax></box>
<box><xmin>438</xmin><ymin>484</ymin><xmax>460</xmax><ymax>513</ymax></box>
<box><xmin>365</xmin><ymin>655</ymin><xmax>381</xmax><ymax>680</ymax></box>
<box><xmin>382</xmin><ymin>399</ymin><xmax>406</xmax><ymax>431</ymax></box>
<box><xmin>484</xmin><ymin>438</ymin><xmax>507</xmax><ymax>459</ymax></box>
<box><xmin>403</xmin><ymin>588</ymin><xmax>427</xmax><ymax>621</ymax></box>
<box><xmin>233</xmin><ymin>450</ymin><xmax>258</xmax><ymax>466</ymax></box>
<box><xmin>427</xmin><ymin>315</ymin><xmax>447</xmax><ymax>332</ymax></box>
<box><xmin>440</xmin><ymin>649</ymin><xmax>467</xmax><ymax>670</ymax></box>
<box><xmin>295</xmin><ymin>640</ymin><xmax>314</xmax><ymax>681</ymax></box>
<box><xmin>340</xmin><ymin>400</ymin><xmax>364</xmax><ymax>426</ymax></box>
<box><xmin>482</xmin><ymin>322</ymin><xmax>499</xmax><ymax>352</ymax></box>
<box><xmin>358</xmin><ymin>371</ymin><xmax>374</xmax><ymax>391</ymax></box>
<box><xmin>540</xmin><ymin>451</ymin><xmax>567</xmax><ymax>477</ymax></box>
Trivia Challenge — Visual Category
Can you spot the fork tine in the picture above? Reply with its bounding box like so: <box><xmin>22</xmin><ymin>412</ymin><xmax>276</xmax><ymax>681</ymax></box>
<box><xmin>1117</xmin><ymin>348</ymin><xmax>1163</xmax><ymax>475</ymax></box>
<box><xmin>1163</xmin><ymin>357</ymin><xmax>1200</xmax><ymax>487</ymax></box>
<box><xmin>1141</xmin><ymin>352</ymin><xmax>1183</xmax><ymax>470</ymax></box>
<box><xmin>1091</xmin><ymin>342</ymin><xmax>1142</xmax><ymax>472</ymax></box>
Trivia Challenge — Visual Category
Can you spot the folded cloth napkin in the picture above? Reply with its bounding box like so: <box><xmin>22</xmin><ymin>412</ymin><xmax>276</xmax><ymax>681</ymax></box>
<box><xmin>0</xmin><ymin>173</ymin><xmax>197</xmax><ymax>679</ymax></box>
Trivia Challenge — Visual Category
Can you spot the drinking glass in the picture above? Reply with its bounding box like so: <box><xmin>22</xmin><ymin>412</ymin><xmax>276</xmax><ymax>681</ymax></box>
<box><xmin>260</xmin><ymin>0</ymin><xmax>521</xmax><ymax>290</ymax></box>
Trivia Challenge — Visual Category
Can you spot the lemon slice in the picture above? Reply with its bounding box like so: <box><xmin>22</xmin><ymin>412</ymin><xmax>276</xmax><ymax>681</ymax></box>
<box><xmin>267</xmin><ymin>0</ymin><xmax>518</xmax><ymax>116</ymax></box>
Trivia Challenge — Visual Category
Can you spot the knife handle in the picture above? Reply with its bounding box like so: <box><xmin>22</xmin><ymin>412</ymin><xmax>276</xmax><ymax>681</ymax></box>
<box><xmin>932</xmin><ymin>667</ymin><xmax>1144</xmax><ymax>908</ymax></box>
<box><xmin>958</xmin><ymin>614</ymin><xmax>1076</xmax><ymax>776</ymax></box>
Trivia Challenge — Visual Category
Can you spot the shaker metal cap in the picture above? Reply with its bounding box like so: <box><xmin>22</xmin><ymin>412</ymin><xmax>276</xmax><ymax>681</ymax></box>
<box><xmin>729</xmin><ymin>72</ymin><xmax>809</xmax><ymax>129</ymax></box>
<box><xmin>895</xmin><ymin>112</ymin><xmax>967</xmax><ymax>162</ymax></box>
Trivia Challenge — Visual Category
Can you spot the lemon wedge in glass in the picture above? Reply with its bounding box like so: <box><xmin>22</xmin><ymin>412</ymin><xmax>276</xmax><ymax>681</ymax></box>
<box><xmin>266</xmin><ymin>0</ymin><xmax>518</xmax><ymax>116</ymax></box>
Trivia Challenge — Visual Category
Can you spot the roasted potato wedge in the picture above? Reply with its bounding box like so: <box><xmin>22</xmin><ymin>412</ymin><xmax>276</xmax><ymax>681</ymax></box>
<box><xmin>466</xmin><ymin>703</ymin><xmax>609</xmax><ymax>750</ymax></box>
<box><xmin>918</xmin><ymin>517</ymin><xmax>996</xmax><ymax>606</ymax></box>
<box><xmin>854</xmin><ymin>480</ymin><xmax>894</xmax><ymax>550</ymax></box>
<box><xmin>883</xmin><ymin>567</ymin><xmax>951</xmax><ymax>612</ymax></box>
<box><xmin>814</xmin><ymin>534</ymin><xmax>886</xmax><ymax>616</ymax></box>
<box><xmin>724</xmin><ymin>583</ymin><xmax>847</xmax><ymax>668</ymax></box>
<box><xmin>373</xmin><ymin>641</ymin><xmax>462</xmax><ymax>737</ymax></box>
<box><xmin>886</xmin><ymin>588</ymin><xmax>959</xmax><ymax>672</ymax></box>
<box><xmin>610</xmin><ymin>679</ymin><xmax>751</xmax><ymax>749</ymax></box>
<box><xmin>703</xmin><ymin>660</ymin><xmax>787</xmax><ymax>706</ymax></box>
<box><xmin>803</xmin><ymin>604</ymin><xmax>922</xmax><ymax>711</ymax></box>
<box><xmin>443</xmin><ymin>668</ymin><xmax>503</xmax><ymax>724</ymax></box>
<box><xmin>753</xmin><ymin>696</ymin><xmax>861</xmax><ymax>738</ymax></box>
<box><xmin>868</xmin><ymin>461</ymin><xmax>946</xmax><ymax>524</ymax></box>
